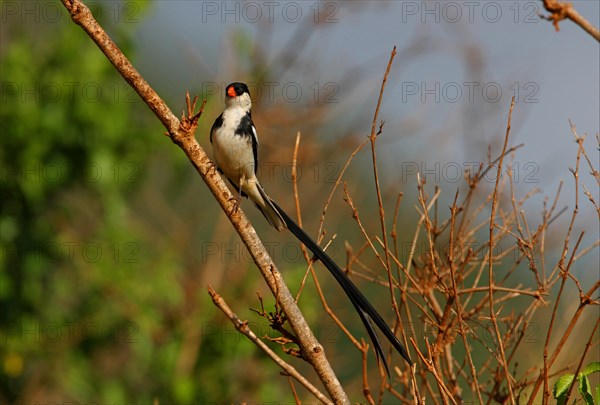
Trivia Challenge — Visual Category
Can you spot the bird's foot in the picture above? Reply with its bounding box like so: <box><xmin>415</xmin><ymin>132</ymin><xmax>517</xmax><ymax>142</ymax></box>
<box><xmin>228</xmin><ymin>192</ymin><xmax>242</xmax><ymax>213</ymax></box>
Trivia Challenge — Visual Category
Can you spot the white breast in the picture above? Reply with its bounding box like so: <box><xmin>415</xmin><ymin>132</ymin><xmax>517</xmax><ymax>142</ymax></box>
<box><xmin>212</xmin><ymin>108</ymin><xmax>256</xmax><ymax>187</ymax></box>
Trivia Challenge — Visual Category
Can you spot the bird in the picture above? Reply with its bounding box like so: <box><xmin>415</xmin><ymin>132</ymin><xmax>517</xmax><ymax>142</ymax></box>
<box><xmin>210</xmin><ymin>82</ymin><xmax>286</xmax><ymax>231</ymax></box>
<box><xmin>210</xmin><ymin>82</ymin><xmax>413</xmax><ymax>374</ymax></box>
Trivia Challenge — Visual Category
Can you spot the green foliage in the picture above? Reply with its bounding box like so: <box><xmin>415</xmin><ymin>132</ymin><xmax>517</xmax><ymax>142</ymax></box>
<box><xmin>554</xmin><ymin>362</ymin><xmax>600</xmax><ymax>405</ymax></box>
<box><xmin>2</xmin><ymin>1</ymin><xmax>174</xmax><ymax>402</ymax></box>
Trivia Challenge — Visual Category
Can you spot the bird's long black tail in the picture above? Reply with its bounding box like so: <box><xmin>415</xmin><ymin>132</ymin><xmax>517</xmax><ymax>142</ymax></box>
<box><xmin>270</xmin><ymin>200</ymin><xmax>413</xmax><ymax>373</ymax></box>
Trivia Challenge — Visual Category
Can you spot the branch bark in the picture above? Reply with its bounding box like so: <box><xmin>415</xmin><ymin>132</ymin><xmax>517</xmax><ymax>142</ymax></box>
<box><xmin>542</xmin><ymin>0</ymin><xmax>600</xmax><ymax>42</ymax></box>
<box><xmin>60</xmin><ymin>0</ymin><xmax>348</xmax><ymax>402</ymax></box>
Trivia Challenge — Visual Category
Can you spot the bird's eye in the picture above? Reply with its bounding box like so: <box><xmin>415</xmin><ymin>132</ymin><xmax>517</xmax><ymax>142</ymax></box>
<box><xmin>227</xmin><ymin>87</ymin><xmax>237</xmax><ymax>97</ymax></box>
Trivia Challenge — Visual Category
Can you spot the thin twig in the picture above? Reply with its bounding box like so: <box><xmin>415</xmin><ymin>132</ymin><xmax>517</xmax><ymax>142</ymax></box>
<box><xmin>448</xmin><ymin>193</ymin><xmax>484</xmax><ymax>404</ymax></box>
<box><xmin>564</xmin><ymin>319</ymin><xmax>600</xmax><ymax>403</ymax></box>
<box><xmin>487</xmin><ymin>97</ymin><xmax>516</xmax><ymax>404</ymax></box>
<box><xmin>208</xmin><ymin>286</ymin><xmax>333</xmax><ymax>405</ymax></box>
<box><xmin>360</xmin><ymin>340</ymin><xmax>376</xmax><ymax>405</ymax></box>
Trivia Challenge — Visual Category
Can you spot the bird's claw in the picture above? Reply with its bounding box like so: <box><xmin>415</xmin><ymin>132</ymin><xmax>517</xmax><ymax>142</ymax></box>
<box><xmin>228</xmin><ymin>194</ymin><xmax>242</xmax><ymax>214</ymax></box>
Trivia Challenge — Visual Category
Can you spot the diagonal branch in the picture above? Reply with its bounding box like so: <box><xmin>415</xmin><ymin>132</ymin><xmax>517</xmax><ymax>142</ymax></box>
<box><xmin>60</xmin><ymin>0</ymin><xmax>348</xmax><ymax>402</ymax></box>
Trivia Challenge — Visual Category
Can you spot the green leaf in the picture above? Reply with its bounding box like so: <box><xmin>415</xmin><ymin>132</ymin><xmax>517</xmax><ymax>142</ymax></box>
<box><xmin>581</xmin><ymin>361</ymin><xmax>600</xmax><ymax>377</ymax></box>
<box><xmin>595</xmin><ymin>385</ymin><xmax>599</xmax><ymax>405</ymax></box>
<box><xmin>579</xmin><ymin>375</ymin><xmax>594</xmax><ymax>405</ymax></box>
<box><xmin>554</xmin><ymin>374</ymin><xmax>575</xmax><ymax>399</ymax></box>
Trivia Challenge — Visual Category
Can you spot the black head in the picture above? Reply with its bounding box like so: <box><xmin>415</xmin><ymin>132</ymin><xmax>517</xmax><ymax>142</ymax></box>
<box><xmin>226</xmin><ymin>82</ymin><xmax>250</xmax><ymax>98</ymax></box>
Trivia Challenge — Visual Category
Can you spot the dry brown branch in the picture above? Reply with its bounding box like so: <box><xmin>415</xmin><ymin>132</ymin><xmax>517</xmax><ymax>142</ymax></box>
<box><xmin>412</xmin><ymin>338</ymin><xmax>458</xmax><ymax>405</ymax></box>
<box><xmin>541</xmin><ymin>0</ymin><xmax>600</xmax><ymax>42</ymax></box>
<box><xmin>448</xmin><ymin>195</ymin><xmax>484</xmax><ymax>405</ymax></box>
<box><xmin>60</xmin><ymin>1</ymin><xmax>349</xmax><ymax>402</ymax></box>
<box><xmin>317</xmin><ymin>137</ymin><xmax>370</xmax><ymax>244</ymax></box>
<box><xmin>564</xmin><ymin>319</ymin><xmax>600</xmax><ymax>403</ymax></box>
<box><xmin>487</xmin><ymin>97</ymin><xmax>516</xmax><ymax>404</ymax></box>
<box><xmin>208</xmin><ymin>286</ymin><xmax>333</xmax><ymax>405</ymax></box>
<box><xmin>367</xmin><ymin>48</ymin><xmax>402</xmax><ymax>348</ymax></box>
<box><xmin>360</xmin><ymin>340</ymin><xmax>376</xmax><ymax>405</ymax></box>
<box><xmin>523</xmin><ymin>127</ymin><xmax>598</xmax><ymax>402</ymax></box>
<box><xmin>287</xmin><ymin>375</ymin><xmax>301</xmax><ymax>405</ymax></box>
<box><xmin>291</xmin><ymin>131</ymin><xmax>318</xmax><ymax>303</ymax></box>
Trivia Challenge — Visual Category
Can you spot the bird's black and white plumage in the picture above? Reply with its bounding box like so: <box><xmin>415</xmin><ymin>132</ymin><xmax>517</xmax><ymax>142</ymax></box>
<box><xmin>210</xmin><ymin>82</ymin><xmax>413</xmax><ymax>374</ymax></box>
<box><xmin>210</xmin><ymin>82</ymin><xmax>286</xmax><ymax>231</ymax></box>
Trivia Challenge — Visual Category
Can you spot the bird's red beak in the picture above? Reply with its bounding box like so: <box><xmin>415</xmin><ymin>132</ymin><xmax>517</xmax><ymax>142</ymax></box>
<box><xmin>227</xmin><ymin>86</ymin><xmax>236</xmax><ymax>98</ymax></box>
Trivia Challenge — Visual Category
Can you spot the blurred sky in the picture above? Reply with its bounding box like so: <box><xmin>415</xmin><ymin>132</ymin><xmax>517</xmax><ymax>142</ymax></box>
<box><xmin>132</xmin><ymin>1</ymin><xmax>599</xmax><ymax>270</ymax></box>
